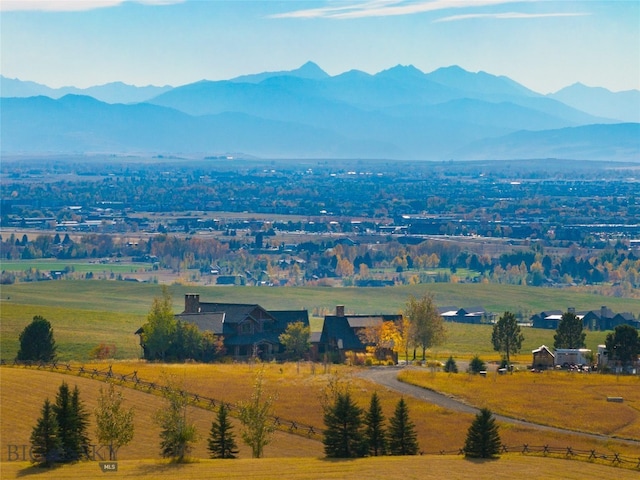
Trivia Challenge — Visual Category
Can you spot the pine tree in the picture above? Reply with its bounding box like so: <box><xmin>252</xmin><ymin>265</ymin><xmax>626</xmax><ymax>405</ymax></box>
<box><xmin>53</xmin><ymin>382</ymin><xmax>73</xmax><ymax>462</ymax></box>
<box><xmin>387</xmin><ymin>398</ymin><xmax>418</xmax><ymax>456</ymax></box>
<box><xmin>53</xmin><ymin>382</ymin><xmax>90</xmax><ymax>462</ymax></box>
<box><xmin>70</xmin><ymin>385</ymin><xmax>91</xmax><ymax>460</ymax></box>
<box><xmin>464</xmin><ymin>408</ymin><xmax>501</xmax><ymax>458</ymax></box>
<box><xmin>17</xmin><ymin>315</ymin><xmax>57</xmax><ymax>363</ymax></box>
<box><xmin>554</xmin><ymin>310</ymin><xmax>586</xmax><ymax>350</ymax></box>
<box><xmin>30</xmin><ymin>399</ymin><xmax>62</xmax><ymax>467</ymax></box>
<box><xmin>444</xmin><ymin>355</ymin><xmax>458</xmax><ymax>373</ymax></box>
<box><xmin>322</xmin><ymin>392</ymin><xmax>366</xmax><ymax>458</ymax></box>
<box><xmin>364</xmin><ymin>392</ymin><xmax>386</xmax><ymax>456</ymax></box>
<box><xmin>208</xmin><ymin>403</ymin><xmax>239</xmax><ymax>459</ymax></box>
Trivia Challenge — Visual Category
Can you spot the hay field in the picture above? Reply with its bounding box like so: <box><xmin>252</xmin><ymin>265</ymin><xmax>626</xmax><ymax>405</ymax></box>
<box><xmin>1</xmin><ymin>455</ymin><xmax>638</xmax><ymax>480</ymax></box>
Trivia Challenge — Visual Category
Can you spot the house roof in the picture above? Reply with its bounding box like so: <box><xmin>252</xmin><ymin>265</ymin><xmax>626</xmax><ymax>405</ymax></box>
<box><xmin>176</xmin><ymin>312</ymin><xmax>225</xmax><ymax>335</ymax></box>
<box><xmin>457</xmin><ymin>306</ymin><xmax>486</xmax><ymax>316</ymax></box>
<box><xmin>194</xmin><ymin>302</ymin><xmax>275</xmax><ymax>324</ymax></box>
<box><xmin>320</xmin><ymin>316</ymin><xmax>365</xmax><ymax>351</ymax></box>
<box><xmin>532</xmin><ymin>345</ymin><xmax>555</xmax><ymax>356</ymax></box>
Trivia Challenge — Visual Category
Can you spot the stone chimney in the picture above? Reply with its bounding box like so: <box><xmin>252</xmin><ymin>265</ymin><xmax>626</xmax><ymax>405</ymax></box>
<box><xmin>185</xmin><ymin>294</ymin><xmax>200</xmax><ymax>314</ymax></box>
<box><xmin>568</xmin><ymin>307</ymin><xmax>575</xmax><ymax>314</ymax></box>
<box><xmin>336</xmin><ymin>305</ymin><xmax>345</xmax><ymax>317</ymax></box>
<box><xmin>601</xmin><ymin>306</ymin><xmax>607</xmax><ymax>319</ymax></box>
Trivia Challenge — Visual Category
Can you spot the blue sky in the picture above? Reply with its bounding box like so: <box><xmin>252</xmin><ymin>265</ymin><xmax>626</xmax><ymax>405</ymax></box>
<box><xmin>1</xmin><ymin>0</ymin><xmax>638</xmax><ymax>94</ymax></box>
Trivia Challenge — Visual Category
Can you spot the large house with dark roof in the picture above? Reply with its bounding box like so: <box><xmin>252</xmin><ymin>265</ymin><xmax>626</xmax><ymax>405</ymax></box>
<box><xmin>530</xmin><ymin>306</ymin><xmax>638</xmax><ymax>331</ymax></box>
<box><xmin>138</xmin><ymin>294</ymin><xmax>309</xmax><ymax>360</ymax></box>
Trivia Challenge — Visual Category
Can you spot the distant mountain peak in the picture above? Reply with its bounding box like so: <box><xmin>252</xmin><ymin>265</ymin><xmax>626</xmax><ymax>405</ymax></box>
<box><xmin>295</xmin><ymin>61</ymin><xmax>329</xmax><ymax>79</ymax></box>
<box><xmin>230</xmin><ymin>61</ymin><xmax>328</xmax><ymax>84</ymax></box>
<box><xmin>376</xmin><ymin>64</ymin><xmax>425</xmax><ymax>79</ymax></box>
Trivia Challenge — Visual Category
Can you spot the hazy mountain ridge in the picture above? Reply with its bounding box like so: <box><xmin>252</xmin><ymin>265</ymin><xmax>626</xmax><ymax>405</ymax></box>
<box><xmin>2</xmin><ymin>63</ymin><xmax>638</xmax><ymax>161</ymax></box>
<box><xmin>1</xmin><ymin>75</ymin><xmax>172</xmax><ymax>104</ymax></box>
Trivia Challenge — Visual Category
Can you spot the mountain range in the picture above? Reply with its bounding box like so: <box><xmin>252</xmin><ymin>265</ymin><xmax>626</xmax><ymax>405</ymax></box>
<box><xmin>2</xmin><ymin>62</ymin><xmax>639</xmax><ymax>161</ymax></box>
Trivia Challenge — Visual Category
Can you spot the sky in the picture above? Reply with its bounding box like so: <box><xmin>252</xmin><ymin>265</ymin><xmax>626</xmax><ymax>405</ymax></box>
<box><xmin>1</xmin><ymin>0</ymin><xmax>638</xmax><ymax>94</ymax></box>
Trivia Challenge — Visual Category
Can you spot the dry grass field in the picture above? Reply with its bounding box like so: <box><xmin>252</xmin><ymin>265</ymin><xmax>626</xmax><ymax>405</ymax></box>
<box><xmin>1</xmin><ymin>455</ymin><xmax>638</xmax><ymax>480</ymax></box>
<box><xmin>2</xmin><ymin>363</ymin><xmax>639</xmax><ymax>468</ymax></box>
<box><xmin>398</xmin><ymin>368</ymin><xmax>640</xmax><ymax>442</ymax></box>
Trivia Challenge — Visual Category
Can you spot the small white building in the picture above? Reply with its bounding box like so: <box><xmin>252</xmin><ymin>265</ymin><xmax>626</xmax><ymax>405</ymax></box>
<box><xmin>554</xmin><ymin>348</ymin><xmax>592</xmax><ymax>367</ymax></box>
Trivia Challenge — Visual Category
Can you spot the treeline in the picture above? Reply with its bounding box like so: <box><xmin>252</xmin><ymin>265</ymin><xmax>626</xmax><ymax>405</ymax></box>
<box><xmin>2</xmin><ymin>232</ymin><xmax>639</xmax><ymax>296</ymax></box>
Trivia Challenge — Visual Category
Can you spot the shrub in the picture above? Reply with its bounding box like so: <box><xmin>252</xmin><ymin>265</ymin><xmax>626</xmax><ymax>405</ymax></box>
<box><xmin>444</xmin><ymin>356</ymin><xmax>458</xmax><ymax>373</ymax></box>
<box><xmin>469</xmin><ymin>355</ymin><xmax>486</xmax><ymax>374</ymax></box>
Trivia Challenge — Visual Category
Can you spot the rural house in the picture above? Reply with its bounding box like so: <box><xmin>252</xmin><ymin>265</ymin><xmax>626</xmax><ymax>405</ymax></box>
<box><xmin>138</xmin><ymin>294</ymin><xmax>309</xmax><ymax>360</ymax></box>
<box><xmin>531</xmin><ymin>345</ymin><xmax>555</xmax><ymax>370</ymax></box>
<box><xmin>440</xmin><ymin>306</ymin><xmax>494</xmax><ymax>324</ymax></box>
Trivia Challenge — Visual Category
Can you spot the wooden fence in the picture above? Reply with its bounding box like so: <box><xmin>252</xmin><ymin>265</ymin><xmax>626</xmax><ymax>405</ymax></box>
<box><xmin>2</xmin><ymin>359</ymin><xmax>639</xmax><ymax>469</ymax></box>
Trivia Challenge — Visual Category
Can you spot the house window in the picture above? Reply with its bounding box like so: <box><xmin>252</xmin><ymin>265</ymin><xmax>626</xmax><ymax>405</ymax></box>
<box><xmin>240</xmin><ymin>322</ymin><xmax>252</xmax><ymax>334</ymax></box>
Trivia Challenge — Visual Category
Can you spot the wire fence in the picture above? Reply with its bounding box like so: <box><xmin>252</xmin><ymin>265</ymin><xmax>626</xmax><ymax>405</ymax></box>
<box><xmin>2</xmin><ymin>359</ymin><xmax>321</xmax><ymax>440</ymax></box>
<box><xmin>3</xmin><ymin>359</ymin><xmax>639</xmax><ymax>469</ymax></box>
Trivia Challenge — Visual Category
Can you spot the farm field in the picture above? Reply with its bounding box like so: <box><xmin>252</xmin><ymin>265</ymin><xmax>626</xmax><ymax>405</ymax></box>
<box><xmin>1</xmin><ymin>455</ymin><xmax>637</xmax><ymax>480</ymax></box>
<box><xmin>1</xmin><ymin>280</ymin><xmax>636</xmax><ymax>361</ymax></box>
<box><xmin>2</xmin><ymin>363</ymin><xmax>639</xmax><ymax>462</ymax></box>
<box><xmin>398</xmin><ymin>368</ymin><xmax>640</xmax><ymax>441</ymax></box>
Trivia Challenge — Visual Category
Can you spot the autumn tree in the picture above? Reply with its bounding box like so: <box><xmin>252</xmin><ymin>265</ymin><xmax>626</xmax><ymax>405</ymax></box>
<box><xmin>554</xmin><ymin>311</ymin><xmax>586</xmax><ymax>349</ymax></box>
<box><xmin>140</xmin><ymin>286</ymin><xmax>176</xmax><ymax>361</ymax></box>
<box><xmin>238</xmin><ymin>368</ymin><xmax>277</xmax><ymax>458</ymax></box>
<box><xmin>17</xmin><ymin>315</ymin><xmax>57</xmax><ymax>362</ymax></box>
<box><xmin>464</xmin><ymin>408</ymin><xmax>501</xmax><ymax>459</ymax></box>
<box><xmin>95</xmin><ymin>383</ymin><xmax>135</xmax><ymax>461</ymax></box>
<box><xmin>278</xmin><ymin>321</ymin><xmax>311</xmax><ymax>360</ymax></box>
<box><xmin>491</xmin><ymin>311</ymin><xmax>524</xmax><ymax>371</ymax></box>
<box><xmin>358</xmin><ymin>321</ymin><xmax>400</xmax><ymax>361</ymax></box>
<box><xmin>208</xmin><ymin>403</ymin><xmax>239</xmax><ymax>459</ymax></box>
<box><xmin>30</xmin><ymin>399</ymin><xmax>62</xmax><ymax>467</ymax></box>
<box><xmin>404</xmin><ymin>293</ymin><xmax>446</xmax><ymax>361</ymax></box>
<box><xmin>387</xmin><ymin>398</ymin><xmax>418</xmax><ymax>456</ymax></box>
<box><xmin>364</xmin><ymin>392</ymin><xmax>386</xmax><ymax>456</ymax></box>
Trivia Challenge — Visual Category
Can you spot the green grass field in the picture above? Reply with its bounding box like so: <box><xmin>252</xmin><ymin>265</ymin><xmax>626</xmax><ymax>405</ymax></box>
<box><xmin>1</xmin><ymin>280</ymin><xmax>636</xmax><ymax>361</ymax></box>
<box><xmin>0</xmin><ymin>259</ymin><xmax>151</xmax><ymax>274</ymax></box>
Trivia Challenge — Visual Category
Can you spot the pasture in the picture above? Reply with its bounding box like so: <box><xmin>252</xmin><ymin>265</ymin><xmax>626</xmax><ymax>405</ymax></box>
<box><xmin>0</xmin><ymin>280</ymin><xmax>636</xmax><ymax>361</ymax></box>
<box><xmin>2</xmin><ymin>455</ymin><xmax>637</xmax><ymax>480</ymax></box>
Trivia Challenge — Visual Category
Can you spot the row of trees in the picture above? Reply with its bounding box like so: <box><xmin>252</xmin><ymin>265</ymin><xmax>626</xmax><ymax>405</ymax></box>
<box><xmin>31</xmin><ymin>381</ymin><xmax>134</xmax><ymax>467</ymax></box>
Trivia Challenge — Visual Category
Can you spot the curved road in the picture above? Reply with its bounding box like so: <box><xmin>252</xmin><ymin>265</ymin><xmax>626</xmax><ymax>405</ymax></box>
<box><xmin>358</xmin><ymin>366</ymin><xmax>640</xmax><ymax>447</ymax></box>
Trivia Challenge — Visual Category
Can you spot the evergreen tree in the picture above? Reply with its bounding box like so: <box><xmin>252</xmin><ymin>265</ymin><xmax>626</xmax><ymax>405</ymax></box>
<box><xmin>70</xmin><ymin>385</ymin><xmax>91</xmax><ymax>461</ymax></box>
<box><xmin>491</xmin><ymin>311</ymin><xmax>524</xmax><ymax>372</ymax></box>
<box><xmin>323</xmin><ymin>392</ymin><xmax>366</xmax><ymax>458</ymax></box>
<box><xmin>17</xmin><ymin>315</ymin><xmax>57</xmax><ymax>362</ymax></box>
<box><xmin>469</xmin><ymin>355</ymin><xmax>486</xmax><ymax>374</ymax></box>
<box><xmin>464</xmin><ymin>408</ymin><xmax>501</xmax><ymax>459</ymax></box>
<box><xmin>554</xmin><ymin>311</ymin><xmax>586</xmax><ymax>349</ymax></box>
<box><xmin>364</xmin><ymin>392</ymin><xmax>387</xmax><ymax>456</ymax></box>
<box><xmin>208</xmin><ymin>403</ymin><xmax>239</xmax><ymax>459</ymax></box>
<box><xmin>444</xmin><ymin>355</ymin><xmax>458</xmax><ymax>373</ymax></box>
<box><xmin>30</xmin><ymin>399</ymin><xmax>62</xmax><ymax>467</ymax></box>
<box><xmin>387</xmin><ymin>398</ymin><xmax>418</xmax><ymax>456</ymax></box>
<box><xmin>53</xmin><ymin>382</ymin><xmax>74</xmax><ymax>462</ymax></box>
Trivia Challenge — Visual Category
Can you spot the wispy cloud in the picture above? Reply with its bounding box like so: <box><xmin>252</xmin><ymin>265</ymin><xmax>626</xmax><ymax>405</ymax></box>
<box><xmin>0</xmin><ymin>0</ymin><xmax>185</xmax><ymax>12</ymax></box>
<box><xmin>435</xmin><ymin>11</ymin><xmax>590</xmax><ymax>22</ymax></box>
<box><xmin>270</xmin><ymin>0</ymin><xmax>522</xmax><ymax>20</ymax></box>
